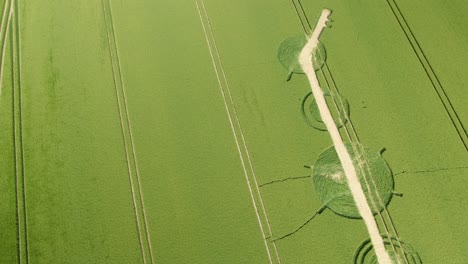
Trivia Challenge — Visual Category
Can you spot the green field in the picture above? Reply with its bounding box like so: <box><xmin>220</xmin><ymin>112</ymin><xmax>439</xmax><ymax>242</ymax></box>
<box><xmin>0</xmin><ymin>0</ymin><xmax>467</xmax><ymax>263</ymax></box>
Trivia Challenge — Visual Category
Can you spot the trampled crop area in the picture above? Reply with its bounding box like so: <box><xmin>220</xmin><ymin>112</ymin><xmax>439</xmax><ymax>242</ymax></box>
<box><xmin>0</xmin><ymin>0</ymin><xmax>467</xmax><ymax>263</ymax></box>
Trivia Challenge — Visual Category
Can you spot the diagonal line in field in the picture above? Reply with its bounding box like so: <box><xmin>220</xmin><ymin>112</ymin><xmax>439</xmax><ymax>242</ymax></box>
<box><xmin>198</xmin><ymin>0</ymin><xmax>282</xmax><ymax>262</ymax></box>
<box><xmin>11</xmin><ymin>0</ymin><xmax>30</xmax><ymax>262</ymax></box>
<box><xmin>105</xmin><ymin>1</ymin><xmax>155</xmax><ymax>263</ymax></box>
<box><xmin>386</xmin><ymin>0</ymin><xmax>468</xmax><ymax>152</ymax></box>
<box><xmin>0</xmin><ymin>0</ymin><xmax>10</xmax><ymax>37</ymax></box>
<box><xmin>0</xmin><ymin>0</ymin><xmax>12</xmax><ymax>98</ymax></box>
<box><xmin>10</xmin><ymin>11</ymin><xmax>22</xmax><ymax>264</ymax></box>
<box><xmin>195</xmin><ymin>2</ymin><xmax>275</xmax><ymax>263</ymax></box>
<box><xmin>100</xmin><ymin>1</ymin><xmax>150</xmax><ymax>263</ymax></box>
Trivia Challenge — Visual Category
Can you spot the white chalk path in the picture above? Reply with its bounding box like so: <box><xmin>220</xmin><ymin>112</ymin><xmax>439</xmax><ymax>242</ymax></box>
<box><xmin>300</xmin><ymin>9</ymin><xmax>392</xmax><ymax>264</ymax></box>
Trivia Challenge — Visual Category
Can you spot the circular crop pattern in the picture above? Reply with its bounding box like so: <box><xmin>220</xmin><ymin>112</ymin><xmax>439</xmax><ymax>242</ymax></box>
<box><xmin>312</xmin><ymin>144</ymin><xmax>394</xmax><ymax>219</ymax></box>
<box><xmin>301</xmin><ymin>91</ymin><xmax>349</xmax><ymax>131</ymax></box>
<box><xmin>277</xmin><ymin>35</ymin><xmax>326</xmax><ymax>74</ymax></box>
<box><xmin>354</xmin><ymin>236</ymin><xmax>422</xmax><ymax>264</ymax></box>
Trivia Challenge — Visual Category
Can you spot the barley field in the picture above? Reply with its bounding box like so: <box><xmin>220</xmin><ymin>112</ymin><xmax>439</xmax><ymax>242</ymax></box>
<box><xmin>0</xmin><ymin>0</ymin><xmax>467</xmax><ymax>263</ymax></box>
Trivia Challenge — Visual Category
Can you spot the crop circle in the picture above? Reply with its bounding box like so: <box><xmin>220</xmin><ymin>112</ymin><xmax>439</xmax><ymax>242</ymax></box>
<box><xmin>354</xmin><ymin>236</ymin><xmax>422</xmax><ymax>264</ymax></box>
<box><xmin>301</xmin><ymin>91</ymin><xmax>349</xmax><ymax>131</ymax></box>
<box><xmin>312</xmin><ymin>144</ymin><xmax>394</xmax><ymax>219</ymax></box>
<box><xmin>277</xmin><ymin>35</ymin><xmax>326</xmax><ymax>74</ymax></box>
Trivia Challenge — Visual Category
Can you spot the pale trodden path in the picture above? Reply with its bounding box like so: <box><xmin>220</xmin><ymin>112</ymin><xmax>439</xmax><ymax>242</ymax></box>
<box><xmin>299</xmin><ymin>9</ymin><xmax>392</xmax><ymax>264</ymax></box>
